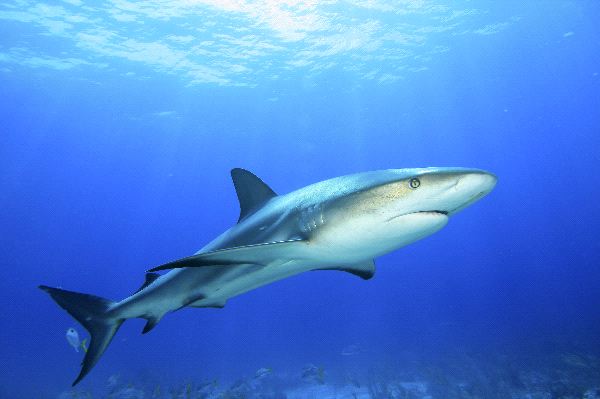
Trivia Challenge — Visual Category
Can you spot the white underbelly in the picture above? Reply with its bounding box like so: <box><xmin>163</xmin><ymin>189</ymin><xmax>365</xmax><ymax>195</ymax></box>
<box><xmin>309</xmin><ymin>211</ymin><xmax>449</xmax><ymax>263</ymax></box>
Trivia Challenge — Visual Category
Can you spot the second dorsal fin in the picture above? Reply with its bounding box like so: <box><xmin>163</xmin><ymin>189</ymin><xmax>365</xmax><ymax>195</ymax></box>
<box><xmin>135</xmin><ymin>273</ymin><xmax>160</xmax><ymax>294</ymax></box>
<box><xmin>231</xmin><ymin>168</ymin><xmax>277</xmax><ymax>222</ymax></box>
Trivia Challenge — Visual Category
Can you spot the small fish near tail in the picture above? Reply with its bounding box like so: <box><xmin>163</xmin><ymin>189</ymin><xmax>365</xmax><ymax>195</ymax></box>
<box><xmin>39</xmin><ymin>285</ymin><xmax>124</xmax><ymax>386</ymax></box>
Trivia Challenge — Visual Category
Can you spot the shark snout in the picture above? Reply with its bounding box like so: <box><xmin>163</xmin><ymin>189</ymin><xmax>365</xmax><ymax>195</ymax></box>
<box><xmin>445</xmin><ymin>170</ymin><xmax>497</xmax><ymax>215</ymax></box>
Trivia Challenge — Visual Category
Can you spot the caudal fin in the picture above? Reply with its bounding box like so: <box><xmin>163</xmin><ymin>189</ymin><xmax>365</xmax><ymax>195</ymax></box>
<box><xmin>39</xmin><ymin>285</ymin><xmax>123</xmax><ymax>386</ymax></box>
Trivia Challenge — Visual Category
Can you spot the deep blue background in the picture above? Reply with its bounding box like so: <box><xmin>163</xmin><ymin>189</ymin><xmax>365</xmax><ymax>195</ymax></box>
<box><xmin>1</xmin><ymin>1</ymin><xmax>599</xmax><ymax>397</ymax></box>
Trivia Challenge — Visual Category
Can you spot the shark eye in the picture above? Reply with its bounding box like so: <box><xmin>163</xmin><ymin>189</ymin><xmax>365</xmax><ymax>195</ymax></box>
<box><xmin>409</xmin><ymin>178</ymin><xmax>420</xmax><ymax>189</ymax></box>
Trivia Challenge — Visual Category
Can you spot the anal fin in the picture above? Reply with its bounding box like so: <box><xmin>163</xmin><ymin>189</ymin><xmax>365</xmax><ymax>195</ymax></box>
<box><xmin>142</xmin><ymin>317</ymin><xmax>160</xmax><ymax>334</ymax></box>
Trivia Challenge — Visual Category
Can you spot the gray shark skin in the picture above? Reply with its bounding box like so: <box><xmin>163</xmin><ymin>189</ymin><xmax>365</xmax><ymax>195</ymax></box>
<box><xmin>40</xmin><ymin>167</ymin><xmax>497</xmax><ymax>385</ymax></box>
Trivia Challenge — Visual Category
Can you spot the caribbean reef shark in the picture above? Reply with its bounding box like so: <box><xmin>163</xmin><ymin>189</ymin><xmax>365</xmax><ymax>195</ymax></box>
<box><xmin>40</xmin><ymin>167</ymin><xmax>496</xmax><ymax>385</ymax></box>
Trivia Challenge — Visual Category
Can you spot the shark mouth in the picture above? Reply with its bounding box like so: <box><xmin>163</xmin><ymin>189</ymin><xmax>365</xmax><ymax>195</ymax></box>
<box><xmin>416</xmin><ymin>210</ymin><xmax>449</xmax><ymax>215</ymax></box>
<box><xmin>386</xmin><ymin>210</ymin><xmax>448</xmax><ymax>222</ymax></box>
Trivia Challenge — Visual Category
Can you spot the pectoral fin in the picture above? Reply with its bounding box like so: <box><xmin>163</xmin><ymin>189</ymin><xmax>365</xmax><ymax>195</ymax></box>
<box><xmin>148</xmin><ymin>239</ymin><xmax>308</xmax><ymax>272</ymax></box>
<box><xmin>313</xmin><ymin>260</ymin><xmax>376</xmax><ymax>280</ymax></box>
<box><xmin>188</xmin><ymin>298</ymin><xmax>227</xmax><ymax>308</ymax></box>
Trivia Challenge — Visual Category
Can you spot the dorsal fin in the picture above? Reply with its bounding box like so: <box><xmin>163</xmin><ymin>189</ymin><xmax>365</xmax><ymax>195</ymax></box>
<box><xmin>135</xmin><ymin>273</ymin><xmax>160</xmax><ymax>294</ymax></box>
<box><xmin>231</xmin><ymin>168</ymin><xmax>277</xmax><ymax>222</ymax></box>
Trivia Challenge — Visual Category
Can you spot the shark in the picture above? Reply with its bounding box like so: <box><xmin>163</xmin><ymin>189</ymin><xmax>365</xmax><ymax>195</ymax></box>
<box><xmin>40</xmin><ymin>167</ymin><xmax>496</xmax><ymax>385</ymax></box>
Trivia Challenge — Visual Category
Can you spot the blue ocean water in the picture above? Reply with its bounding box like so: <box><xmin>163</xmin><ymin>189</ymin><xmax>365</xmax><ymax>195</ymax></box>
<box><xmin>1</xmin><ymin>1</ymin><xmax>599</xmax><ymax>398</ymax></box>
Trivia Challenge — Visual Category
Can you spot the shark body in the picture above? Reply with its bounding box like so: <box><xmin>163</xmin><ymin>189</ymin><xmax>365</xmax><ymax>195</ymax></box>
<box><xmin>40</xmin><ymin>167</ymin><xmax>496</xmax><ymax>385</ymax></box>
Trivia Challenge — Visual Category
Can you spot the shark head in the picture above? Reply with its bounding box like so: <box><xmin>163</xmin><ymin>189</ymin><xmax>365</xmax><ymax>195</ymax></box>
<box><xmin>313</xmin><ymin>168</ymin><xmax>497</xmax><ymax>262</ymax></box>
<box><xmin>382</xmin><ymin>168</ymin><xmax>498</xmax><ymax>217</ymax></box>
